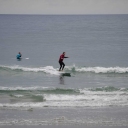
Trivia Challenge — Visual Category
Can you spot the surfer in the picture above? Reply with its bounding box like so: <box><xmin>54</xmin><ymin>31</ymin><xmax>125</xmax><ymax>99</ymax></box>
<box><xmin>59</xmin><ymin>52</ymin><xmax>69</xmax><ymax>71</ymax></box>
<box><xmin>16</xmin><ymin>52</ymin><xmax>22</xmax><ymax>60</ymax></box>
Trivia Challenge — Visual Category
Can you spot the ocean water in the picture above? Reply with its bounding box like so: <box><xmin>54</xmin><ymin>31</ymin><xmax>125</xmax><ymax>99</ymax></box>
<box><xmin>0</xmin><ymin>14</ymin><xmax>128</xmax><ymax>127</ymax></box>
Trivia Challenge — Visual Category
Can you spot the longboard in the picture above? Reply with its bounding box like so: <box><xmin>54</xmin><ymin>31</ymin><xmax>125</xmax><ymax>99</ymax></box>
<box><xmin>58</xmin><ymin>71</ymin><xmax>71</xmax><ymax>76</ymax></box>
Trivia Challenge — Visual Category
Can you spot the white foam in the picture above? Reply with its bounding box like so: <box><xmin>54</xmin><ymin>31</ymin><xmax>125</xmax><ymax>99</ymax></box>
<box><xmin>1</xmin><ymin>65</ymin><xmax>128</xmax><ymax>74</ymax></box>
<box><xmin>0</xmin><ymin>86</ymin><xmax>54</xmax><ymax>91</ymax></box>
<box><xmin>1</xmin><ymin>91</ymin><xmax>128</xmax><ymax>108</ymax></box>
<box><xmin>13</xmin><ymin>95</ymin><xmax>24</xmax><ymax>98</ymax></box>
<box><xmin>79</xmin><ymin>88</ymin><xmax>126</xmax><ymax>95</ymax></box>
<box><xmin>0</xmin><ymin>65</ymin><xmax>60</xmax><ymax>75</ymax></box>
<box><xmin>84</xmin><ymin>67</ymin><xmax>128</xmax><ymax>73</ymax></box>
<box><xmin>66</xmin><ymin>66</ymin><xmax>128</xmax><ymax>73</ymax></box>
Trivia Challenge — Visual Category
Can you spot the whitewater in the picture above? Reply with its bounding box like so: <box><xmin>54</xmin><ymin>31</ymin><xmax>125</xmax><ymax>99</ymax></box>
<box><xmin>1</xmin><ymin>65</ymin><xmax>128</xmax><ymax>74</ymax></box>
<box><xmin>0</xmin><ymin>86</ymin><xmax>128</xmax><ymax>109</ymax></box>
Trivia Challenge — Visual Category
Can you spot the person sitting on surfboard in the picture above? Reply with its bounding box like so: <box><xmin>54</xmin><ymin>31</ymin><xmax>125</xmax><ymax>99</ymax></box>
<box><xmin>59</xmin><ymin>52</ymin><xmax>69</xmax><ymax>71</ymax></box>
<box><xmin>16</xmin><ymin>52</ymin><xmax>22</xmax><ymax>60</ymax></box>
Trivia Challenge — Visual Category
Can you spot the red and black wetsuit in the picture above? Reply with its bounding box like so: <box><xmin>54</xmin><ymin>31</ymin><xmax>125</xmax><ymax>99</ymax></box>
<box><xmin>59</xmin><ymin>54</ymin><xmax>68</xmax><ymax>71</ymax></box>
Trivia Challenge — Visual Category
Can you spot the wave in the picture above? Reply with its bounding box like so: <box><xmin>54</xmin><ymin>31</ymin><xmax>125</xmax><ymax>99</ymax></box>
<box><xmin>0</xmin><ymin>86</ymin><xmax>128</xmax><ymax>92</ymax></box>
<box><xmin>0</xmin><ymin>86</ymin><xmax>128</xmax><ymax>108</ymax></box>
<box><xmin>0</xmin><ymin>65</ymin><xmax>60</xmax><ymax>75</ymax></box>
<box><xmin>0</xmin><ymin>65</ymin><xmax>128</xmax><ymax>75</ymax></box>
<box><xmin>0</xmin><ymin>87</ymin><xmax>79</xmax><ymax>94</ymax></box>
<box><xmin>66</xmin><ymin>65</ymin><xmax>128</xmax><ymax>74</ymax></box>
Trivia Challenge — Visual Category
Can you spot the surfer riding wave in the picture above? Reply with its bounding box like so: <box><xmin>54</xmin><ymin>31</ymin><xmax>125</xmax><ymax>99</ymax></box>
<box><xmin>59</xmin><ymin>52</ymin><xmax>69</xmax><ymax>71</ymax></box>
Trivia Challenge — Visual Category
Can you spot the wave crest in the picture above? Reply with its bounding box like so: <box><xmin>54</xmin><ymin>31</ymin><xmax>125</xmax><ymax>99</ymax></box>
<box><xmin>66</xmin><ymin>66</ymin><xmax>128</xmax><ymax>74</ymax></box>
<box><xmin>0</xmin><ymin>65</ymin><xmax>128</xmax><ymax>74</ymax></box>
<box><xmin>0</xmin><ymin>65</ymin><xmax>60</xmax><ymax>75</ymax></box>
<box><xmin>0</xmin><ymin>86</ymin><xmax>128</xmax><ymax>108</ymax></box>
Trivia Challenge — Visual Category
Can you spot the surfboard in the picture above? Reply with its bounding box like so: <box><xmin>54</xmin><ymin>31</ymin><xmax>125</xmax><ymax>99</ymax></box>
<box><xmin>59</xmin><ymin>71</ymin><xmax>71</xmax><ymax>76</ymax></box>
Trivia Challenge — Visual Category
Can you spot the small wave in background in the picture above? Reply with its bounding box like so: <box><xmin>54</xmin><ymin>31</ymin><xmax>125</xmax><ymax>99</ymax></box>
<box><xmin>0</xmin><ymin>86</ymin><xmax>128</xmax><ymax>109</ymax></box>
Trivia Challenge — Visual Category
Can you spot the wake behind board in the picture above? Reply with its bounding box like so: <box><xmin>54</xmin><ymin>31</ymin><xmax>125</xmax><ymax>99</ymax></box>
<box><xmin>59</xmin><ymin>71</ymin><xmax>71</xmax><ymax>76</ymax></box>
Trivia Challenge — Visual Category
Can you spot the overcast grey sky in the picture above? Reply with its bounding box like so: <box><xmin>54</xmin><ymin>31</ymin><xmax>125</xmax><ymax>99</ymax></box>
<box><xmin>0</xmin><ymin>0</ymin><xmax>128</xmax><ymax>14</ymax></box>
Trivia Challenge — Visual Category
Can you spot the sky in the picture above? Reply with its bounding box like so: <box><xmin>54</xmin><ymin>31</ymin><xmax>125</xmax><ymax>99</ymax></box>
<box><xmin>0</xmin><ymin>0</ymin><xmax>128</xmax><ymax>14</ymax></box>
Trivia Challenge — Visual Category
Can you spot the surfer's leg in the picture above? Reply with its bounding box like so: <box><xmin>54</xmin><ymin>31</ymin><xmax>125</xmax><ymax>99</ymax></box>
<box><xmin>59</xmin><ymin>62</ymin><xmax>62</xmax><ymax>71</ymax></box>
<box><xmin>62</xmin><ymin>62</ymin><xmax>65</xmax><ymax>70</ymax></box>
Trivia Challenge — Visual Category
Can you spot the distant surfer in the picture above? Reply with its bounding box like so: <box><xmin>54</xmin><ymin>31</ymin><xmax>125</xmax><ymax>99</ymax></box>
<box><xmin>59</xmin><ymin>52</ymin><xmax>69</xmax><ymax>71</ymax></box>
<box><xmin>16</xmin><ymin>52</ymin><xmax>22</xmax><ymax>60</ymax></box>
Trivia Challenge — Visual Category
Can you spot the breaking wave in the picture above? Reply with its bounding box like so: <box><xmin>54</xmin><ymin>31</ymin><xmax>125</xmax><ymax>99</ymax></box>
<box><xmin>66</xmin><ymin>65</ymin><xmax>128</xmax><ymax>74</ymax></box>
<box><xmin>0</xmin><ymin>65</ymin><xmax>128</xmax><ymax>75</ymax></box>
<box><xmin>0</xmin><ymin>86</ymin><xmax>128</xmax><ymax>108</ymax></box>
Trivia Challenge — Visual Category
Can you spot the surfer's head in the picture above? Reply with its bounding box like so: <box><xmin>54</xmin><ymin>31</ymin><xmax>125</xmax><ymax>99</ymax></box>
<box><xmin>63</xmin><ymin>52</ymin><xmax>65</xmax><ymax>55</ymax></box>
<box><xmin>18</xmin><ymin>52</ymin><xmax>22</xmax><ymax>56</ymax></box>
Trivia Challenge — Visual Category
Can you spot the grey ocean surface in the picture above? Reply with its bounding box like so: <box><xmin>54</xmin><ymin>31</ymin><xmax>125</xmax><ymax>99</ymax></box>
<box><xmin>0</xmin><ymin>14</ymin><xmax>128</xmax><ymax>127</ymax></box>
